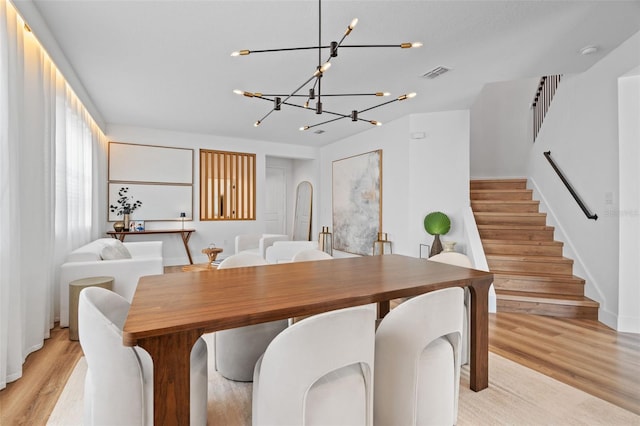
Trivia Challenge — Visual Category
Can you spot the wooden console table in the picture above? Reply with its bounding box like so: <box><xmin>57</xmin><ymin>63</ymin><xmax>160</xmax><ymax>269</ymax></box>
<box><xmin>106</xmin><ymin>229</ymin><xmax>196</xmax><ymax>264</ymax></box>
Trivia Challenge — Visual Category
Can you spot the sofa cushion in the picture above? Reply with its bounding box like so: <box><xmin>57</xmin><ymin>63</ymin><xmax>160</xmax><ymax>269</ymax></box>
<box><xmin>66</xmin><ymin>238</ymin><xmax>114</xmax><ymax>262</ymax></box>
<box><xmin>100</xmin><ymin>239</ymin><xmax>132</xmax><ymax>260</ymax></box>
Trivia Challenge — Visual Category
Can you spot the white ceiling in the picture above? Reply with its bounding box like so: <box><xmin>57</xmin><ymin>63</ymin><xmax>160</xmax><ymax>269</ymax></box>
<box><xmin>19</xmin><ymin>0</ymin><xmax>640</xmax><ymax>147</ymax></box>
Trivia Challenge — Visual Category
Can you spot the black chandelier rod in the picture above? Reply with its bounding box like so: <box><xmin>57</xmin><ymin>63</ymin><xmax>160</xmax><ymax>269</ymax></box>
<box><xmin>259</xmin><ymin>93</ymin><xmax>389</xmax><ymax>97</ymax></box>
<box><xmin>240</xmin><ymin>43</ymin><xmax>417</xmax><ymax>55</ymax></box>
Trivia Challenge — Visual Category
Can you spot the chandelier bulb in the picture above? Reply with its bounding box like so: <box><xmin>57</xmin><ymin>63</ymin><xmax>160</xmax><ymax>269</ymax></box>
<box><xmin>345</xmin><ymin>18</ymin><xmax>358</xmax><ymax>35</ymax></box>
<box><xmin>254</xmin><ymin>121</ymin><xmax>261</xmax><ymax>127</ymax></box>
<box><xmin>375</xmin><ymin>92</ymin><xmax>391</xmax><ymax>97</ymax></box>
<box><xmin>313</xmin><ymin>61</ymin><xmax>331</xmax><ymax>77</ymax></box>
<box><xmin>304</xmin><ymin>101</ymin><xmax>309</xmax><ymax>108</ymax></box>
<box><xmin>231</xmin><ymin>50</ymin><xmax>251</xmax><ymax>57</ymax></box>
<box><xmin>233</xmin><ymin>89</ymin><xmax>244</xmax><ymax>95</ymax></box>
<box><xmin>398</xmin><ymin>92</ymin><xmax>417</xmax><ymax>101</ymax></box>
<box><xmin>370</xmin><ymin>120</ymin><xmax>382</xmax><ymax>126</ymax></box>
<box><xmin>300</xmin><ymin>126</ymin><xmax>310</xmax><ymax>131</ymax></box>
<box><xmin>401</xmin><ymin>42</ymin><xmax>423</xmax><ymax>49</ymax></box>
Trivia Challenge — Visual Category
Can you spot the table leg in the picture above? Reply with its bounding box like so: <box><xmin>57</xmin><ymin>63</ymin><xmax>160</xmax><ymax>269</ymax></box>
<box><xmin>377</xmin><ymin>300</ymin><xmax>390</xmax><ymax>319</ymax></box>
<box><xmin>180</xmin><ymin>231</ymin><xmax>194</xmax><ymax>264</ymax></box>
<box><xmin>136</xmin><ymin>330</ymin><xmax>201</xmax><ymax>425</ymax></box>
<box><xmin>468</xmin><ymin>277</ymin><xmax>492</xmax><ymax>391</ymax></box>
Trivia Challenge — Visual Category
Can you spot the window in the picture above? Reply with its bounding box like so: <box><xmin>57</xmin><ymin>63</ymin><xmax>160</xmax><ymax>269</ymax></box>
<box><xmin>200</xmin><ymin>149</ymin><xmax>256</xmax><ymax>220</ymax></box>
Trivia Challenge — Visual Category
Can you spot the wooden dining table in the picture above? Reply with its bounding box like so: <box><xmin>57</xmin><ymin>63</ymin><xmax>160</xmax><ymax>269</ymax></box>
<box><xmin>123</xmin><ymin>254</ymin><xmax>493</xmax><ymax>425</ymax></box>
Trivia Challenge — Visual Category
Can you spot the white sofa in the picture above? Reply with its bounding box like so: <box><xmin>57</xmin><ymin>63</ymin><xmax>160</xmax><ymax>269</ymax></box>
<box><xmin>235</xmin><ymin>234</ymin><xmax>290</xmax><ymax>258</ymax></box>
<box><xmin>265</xmin><ymin>240</ymin><xmax>319</xmax><ymax>264</ymax></box>
<box><xmin>59</xmin><ymin>238</ymin><xmax>163</xmax><ymax>327</ymax></box>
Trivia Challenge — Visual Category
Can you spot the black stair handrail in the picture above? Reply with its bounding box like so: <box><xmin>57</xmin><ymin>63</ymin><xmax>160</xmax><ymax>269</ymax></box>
<box><xmin>544</xmin><ymin>151</ymin><xmax>598</xmax><ymax>220</ymax></box>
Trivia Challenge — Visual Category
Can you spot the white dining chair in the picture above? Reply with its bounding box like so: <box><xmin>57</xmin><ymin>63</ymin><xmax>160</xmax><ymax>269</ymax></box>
<box><xmin>291</xmin><ymin>248</ymin><xmax>333</xmax><ymax>262</ymax></box>
<box><xmin>374</xmin><ymin>287</ymin><xmax>464</xmax><ymax>426</ymax></box>
<box><xmin>79</xmin><ymin>286</ymin><xmax>208</xmax><ymax>425</ymax></box>
<box><xmin>428</xmin><ymin>251</ymin><xmax>473</xmax><ymax>365</ymax></box>
<box><xmin>252</xmin><ymin>305</ymin><xmax>376</xmax><ymax>426</ymax></box>
<box><xmin>215</xmin><ymin>252</ymin><xmax>289</xmax><ymax>381</ymax></box>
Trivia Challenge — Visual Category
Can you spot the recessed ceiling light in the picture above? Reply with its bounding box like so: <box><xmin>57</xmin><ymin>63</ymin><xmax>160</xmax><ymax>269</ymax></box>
<box><xmin>579</xmin><ymin>45</ymin><xmax>598</xmax><ymax>55</ymax></box>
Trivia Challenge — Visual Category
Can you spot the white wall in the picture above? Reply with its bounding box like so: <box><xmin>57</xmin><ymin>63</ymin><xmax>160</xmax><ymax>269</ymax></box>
<box><xmin>617</xmin><ymin>71</ymin><xmax>640</xmax><ymax>332</ymax></box>
<box><xmin>106</xmin><ymin>124</ymin><xmax>318</xmax><ymax>265</ymax></box>
<box><xmin>319</xmin><ymin>111</ymin><xmax>471</xmax><ymax>259</ymax></box>
<box><xmin>470</xmin><ymin>78</ymin><xmax>538</xmax><ymax>178</ymax></box>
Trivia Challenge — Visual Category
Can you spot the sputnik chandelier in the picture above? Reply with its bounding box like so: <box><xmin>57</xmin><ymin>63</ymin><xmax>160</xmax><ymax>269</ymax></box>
<box><xmin>231</xmin><ymin>0</ymin><xmax>421</xmax><ymax>132</ymax></box>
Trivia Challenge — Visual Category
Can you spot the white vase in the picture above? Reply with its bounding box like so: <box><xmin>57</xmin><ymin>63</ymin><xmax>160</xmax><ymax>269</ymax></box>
<box><xmin>443</xmin><ymin>241</ymin><xmax>456</xmax><ymax>252</ymax></box>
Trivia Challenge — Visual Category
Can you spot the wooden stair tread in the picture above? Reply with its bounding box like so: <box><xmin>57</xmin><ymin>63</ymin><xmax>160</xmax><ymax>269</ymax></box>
<box><xmin>474</xmin><ymin>212</ymin><xmax>545</xmax><ymax>218</ymax></box>
<box><xmin>471</xmin><ymin>189</ymin><xmax>532</xmax><ymax>194</ymax></box>
<box><xmin>478</xmin><ymin>224</ymin><xmax>553</xmax><ymax>230</ymax></box>
<box><xmin>471</xmin><ymin>200</ymin><xmax>538</xmax><ymax>204</ymax></box>
<box><xmin>482</xmin><ymin>239</ymin><xmax>562</xmax><ymax>246</ymax></box>
<box><xmin>495</xmin><ymin>290</ymin><xmax>599</xmax><ymax>307</ymax></box>
<box><xmin>486</xmin><ymin>254</ymin><xmax>573</xmax><ymax>263</ymax></box>
<box><xmin>493</xmin><ymin>271</ymin><xmax>585</xmax><ymax>283</ymax></box>
<box><xmin>471</xmin><ymin>178</ymin><xmax>528</xmax><ymax>184</ymax></box>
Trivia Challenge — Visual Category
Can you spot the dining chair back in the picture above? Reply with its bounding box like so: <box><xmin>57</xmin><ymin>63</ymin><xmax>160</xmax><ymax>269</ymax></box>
<box><xmin>374</xmin><ymin>287</ymin><xmax>464</xmax><ymax>426</ymax></box>
<box><xmin>252</xmin><ymin>305</ymin><xmax>376</xmax><ymax>425</ymax></box>
<box><xmin>215</xmin><ymin>252</ymin><xmax>289</xmax><ymax>381</ymax></box>
<box><xmin>428</xmin><ymin>251</ymin><xmax>473</xmax><ymax>365</ymax></box>
<box><xmin>291</xmin><ymin>248</ymin><xmax>333</xmax><ymax>262</ymax></box>
<box><xmin>79</xmin><ymin>286</ymin><xmax>208</xmax><ymax>425</ymax></box>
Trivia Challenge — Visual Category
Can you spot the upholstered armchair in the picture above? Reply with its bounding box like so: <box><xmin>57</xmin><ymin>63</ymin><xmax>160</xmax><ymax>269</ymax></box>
<box><xmin>234</xmin><ymin>233</ymin><xmax>289</xmax><ymax>258</ymax></box>
<box><xmin>265</xmin><ymin>240</ymin><xmax>319</xmax><ymax>263</ymax></box>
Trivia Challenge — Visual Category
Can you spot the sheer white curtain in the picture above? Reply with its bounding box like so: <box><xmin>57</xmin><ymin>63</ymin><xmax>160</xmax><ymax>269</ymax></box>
<box><xmin>0</xmin><ymin>0</ymin><xmax>106</xmax><ymax>388</ymax></box>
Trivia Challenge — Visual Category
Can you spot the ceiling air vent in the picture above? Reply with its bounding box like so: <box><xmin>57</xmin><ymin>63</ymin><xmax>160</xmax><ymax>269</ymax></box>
<box><xmin>422</xmin><ymin>66</ymin><xmax>450</xmax><ymax>79</ymax></box>
<box><xmin>314</xmin><ymin>129</ymin><xmax>325</xmax><ymax>134</ymax></box>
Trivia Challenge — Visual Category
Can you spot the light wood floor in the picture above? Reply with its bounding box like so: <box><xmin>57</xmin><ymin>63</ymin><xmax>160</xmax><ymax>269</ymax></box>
<box><xmin>1</xmin><ymin>311</ymin><xmax>638</xmax><ymax>424</ymax></box>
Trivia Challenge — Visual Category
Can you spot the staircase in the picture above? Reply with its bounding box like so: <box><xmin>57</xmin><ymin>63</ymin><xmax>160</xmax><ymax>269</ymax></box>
<box><xmin>471</xmin><ymin>178</ymin><xmax>599</xmax><ymax>320</ymax></box>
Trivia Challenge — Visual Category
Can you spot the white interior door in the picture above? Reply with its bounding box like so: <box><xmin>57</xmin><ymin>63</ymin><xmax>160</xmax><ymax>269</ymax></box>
<box><xmin>265</xmin><ymin>167</ymin><xmax>286</xmax><ymax>235</ymax></box>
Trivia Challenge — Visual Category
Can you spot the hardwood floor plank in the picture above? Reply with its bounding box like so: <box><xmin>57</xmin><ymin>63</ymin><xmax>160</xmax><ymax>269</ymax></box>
<box><xmin>490</xmin><ymin>312</ymin><xmax>640</xmax><ymax>415</ymax></box>
<box><xmin>0</xmin><ymin>326</ymin><xmax>82</xmax><ymax>425</ymax></box>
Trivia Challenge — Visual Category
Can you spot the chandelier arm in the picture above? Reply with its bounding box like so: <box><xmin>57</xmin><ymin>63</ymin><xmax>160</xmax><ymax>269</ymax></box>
<box><xmin>304</xmin><ymin>115</ymin><xmax>350</xmax><ymax>130</ymax></box>
<box><xmin>358</xmin><ymin>98</ymin><xmax>400</xmax><ymax>114</ymax></box>
<box><xmin>261</xmin><ymin>93</ymin><xmax>385</xmax><ymax>97</ymax></box>
<box><xmin>322</xmin><ymin>93</ymin><xmax>387</xmax><ymax>97</ymax></box>
<box><xmin>281</xmin><ymin>100</ymin><xmax>350</xmax><ymax>119</ymax></box>
<box><xmin>242</xmin><ymin>46</ymin><xmax>332</xmax><ymax>54</ymax></box>
<box><xmin>256</xmin><ymin>108</ymin><xmax>276</xmax><ymax>124</ymax></box>
<box><xmin>338</xmin><ymin>44</ymin><xmax>409</xmax><ymax>48</ymax></box>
